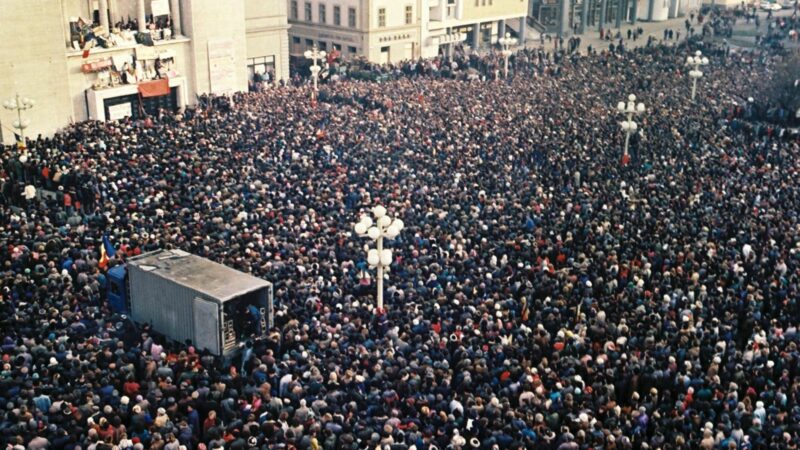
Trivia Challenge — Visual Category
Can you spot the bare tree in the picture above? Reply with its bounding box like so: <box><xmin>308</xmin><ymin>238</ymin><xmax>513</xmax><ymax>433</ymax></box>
<box><xmin>762</xmin><ymin>52</ymin><xmax>800</xmax><ymax>120</ymax></box>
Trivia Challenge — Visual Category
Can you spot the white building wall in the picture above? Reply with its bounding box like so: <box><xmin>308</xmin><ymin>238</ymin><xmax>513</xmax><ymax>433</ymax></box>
<box><xmin>0</xmin><ymin>0</ymin><xmax>73</xmax><ymax>144</ymax></box>
<box><xmin>245</xmin><ymin>0</ymin><xmax>291</xmax><ymax>82</ymax></box>
<box><xmin>678</xmin><ymin>0</ymin><xmax>702</xmax><ymax>15</ymax></box>
<box><xmin>636</xmin><ymin>0</ymin><xmax>669</xmax><ymax>21</ymax></box>
<box><xmin>287</xmin><ymin>0</ymin><xmax>366</xmax><ymax>56</ymax></box>
<box><xmin>181</xmin><ymin>0</ymin><xmax>249</xmax><ymax>95</ymax></box>
<box><xmin>287</xmin><ymin>0</ymin><xmax>420</xmax><ymax>64</ymax></box>
<box><xmin>365</xmin><ymin>0</ymin><xmax>421</xmax><ymax>63</ymax></box>
<box><xmin>637</xmin><ymin>0</ymin><xmax>648</xmax><ymax>19</ymax></box>
<box><xmin>651</xmin><ymin>0</ymin><xmax>670</xmax><ymax>20</ymax></box>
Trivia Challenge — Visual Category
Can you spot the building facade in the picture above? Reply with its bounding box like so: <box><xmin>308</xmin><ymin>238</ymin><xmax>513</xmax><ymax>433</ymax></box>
<box><xmin>287</xmin><ymin>0</ymin><xmax>421</xmax><ymax>63</ymax></box>
<box><xmin>421</xmin><ymin>0</ymin><xmax>530</xmax><ymax>58</ymax></box>
<box><xmin>245</xmin><ymin>0</ymin><xmax>292</xmax><ymax>84</ymax></box>
<box><xmin>529</xmin><ymin>0</ymin><xmax>701</xmax><ymax>37</ymax></box>
<box><xmin>0</xmin><ymin>0</ymin><xmax>290</xmax><ymax>144</ymax></box>
<box><xmin>287</xmin><ymin>0</ymin><xmax>529</xmax><ymax>64</ymax></box>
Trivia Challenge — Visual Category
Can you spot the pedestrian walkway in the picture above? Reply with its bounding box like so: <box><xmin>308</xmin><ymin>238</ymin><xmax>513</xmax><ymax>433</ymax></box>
<box><xmin>522</xmin><ymin>8</ymin><xmax>795</xmax><ymax>53</ymax></box>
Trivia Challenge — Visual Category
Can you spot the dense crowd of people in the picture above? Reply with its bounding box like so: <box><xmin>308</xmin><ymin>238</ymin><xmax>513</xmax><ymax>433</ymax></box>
<box><xmin>1</xmin><ymin>21</ymin><xmax>800</xmax><ymax>450</ymax></box>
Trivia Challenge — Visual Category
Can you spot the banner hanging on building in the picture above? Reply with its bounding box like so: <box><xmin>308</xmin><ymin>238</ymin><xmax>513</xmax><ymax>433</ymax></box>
<box><xmin>208</xmin><ymin>39</ymin><xmax>236</xmax><ymax>95</ymax></box>
<box><xmin>151</xmin><ymin>0</ymin><xmax>170</xmax><ymax>17</ymax></box>
<box><xmin>138</xmin><ymin>78</ymin><xmax>170</xmax><ymax>97</ymax></box>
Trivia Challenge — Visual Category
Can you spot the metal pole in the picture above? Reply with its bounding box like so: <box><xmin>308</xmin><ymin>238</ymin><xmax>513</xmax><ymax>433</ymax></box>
<box><xmin>314</xmin><ymin>53</ymin><xmax>320</xmax><ymax>91</ymax></box>
<box><xmin>267</xmin><ymin>285</ymin><xmax>274</xmax><ymax>329</ymax></box>
<box><xmin>624</xmin><ymin>129</ymin><xmax>631</xmax><ymax>156</ymax></box>
<box><xmin>691</xmin><ymin>77</ymin><xmax>697</xmax><ymax>100</ymax></box>
<box><xmin>16</xmin><ymin>94</ymin><xmax>24</xmax><ymax>144</ymax></box>
<box><xmin>376</xmin><ymin>235</ymin><xmax>384</xmax><ymax>311</ymax></box>
<box><xmin>504</xmin><ymin>54</ymin><xmax>509</xmax><ymax>78</ymax></box>
<box><xmin>623</xmin><ymin>110</ymin><xmax>632</xmax><ymax>156</ymax></box>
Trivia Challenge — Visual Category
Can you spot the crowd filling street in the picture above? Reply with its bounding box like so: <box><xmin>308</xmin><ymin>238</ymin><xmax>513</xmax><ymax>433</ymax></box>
<box><xmin>1</xmin><ymin>8</ymin><xmax>800</xmax><ymax>450</ymax></box>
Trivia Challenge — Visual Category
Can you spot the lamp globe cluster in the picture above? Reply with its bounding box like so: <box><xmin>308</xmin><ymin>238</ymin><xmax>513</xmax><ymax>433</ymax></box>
<box><xmin>686</xmin><ymin>50</ymin><xmax>710</xmax><ymax>100</ymax></box>
<box><xmin>3</xmin><ymin>94</ymin><xmax>36</xmax><ymax>148</ymax></box>
<box><xmin>616</xmin><ymin>94</ymin><xmax>645</xmax><ymax>158</ymax></box>
<box><xmin>354</xmin><ymin>205</ymin><xmax>404</xmax><ymax>313</ymax></box>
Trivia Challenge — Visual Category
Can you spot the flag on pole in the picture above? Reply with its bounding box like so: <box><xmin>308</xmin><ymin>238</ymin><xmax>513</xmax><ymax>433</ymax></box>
<box><xmin>103</xmin><ymin>234</ymin><xmax>116</xmax><ymax>258</ymax></box>
<box><xmin>99</xmin><ymin>234</ymin><xmax>116</xmax><ymax>269</ymax></box>
<box><xmin>521</xmin><ymin>297</ymin><xmax>529</xmax><ymax>322</ymax></box>
<box><xmin>99</xmin><ymin>245</ymin><xmax>109</xmax><ymax>269</ymax></box>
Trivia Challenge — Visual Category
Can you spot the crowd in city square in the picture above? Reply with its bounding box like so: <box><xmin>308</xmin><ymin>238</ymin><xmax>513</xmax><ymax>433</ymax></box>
<box><xmin>1</xmin><ymin>10</ymin><xmax>800</xmax><ymax>449</ymax></box>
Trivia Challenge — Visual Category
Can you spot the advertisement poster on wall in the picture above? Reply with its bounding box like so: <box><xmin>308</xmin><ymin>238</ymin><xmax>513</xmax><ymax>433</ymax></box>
<box><xmin>208</xmin><ymin>39</ymin><xmax>236</xmax><ymax>95</ymax></box>
<box><xmin>108</xmin><ymin>103</ymin><xmax>132</xmax><ymax>121</ymax></box>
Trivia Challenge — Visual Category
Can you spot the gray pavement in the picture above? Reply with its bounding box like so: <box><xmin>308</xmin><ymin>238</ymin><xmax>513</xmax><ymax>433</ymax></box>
<box><xmin>522</xmin><ymin>8</ymin><xmax>797</xmax><ymax>53</ymax></box>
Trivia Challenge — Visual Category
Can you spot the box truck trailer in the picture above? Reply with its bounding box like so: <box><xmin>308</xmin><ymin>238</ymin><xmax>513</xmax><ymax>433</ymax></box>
<box><xmin>106</xmin><ymin>249</ymin><xmax>273</xmax><ymax>357</ymax></box>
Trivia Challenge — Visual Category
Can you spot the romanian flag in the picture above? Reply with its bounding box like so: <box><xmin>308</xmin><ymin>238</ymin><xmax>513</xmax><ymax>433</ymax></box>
<box><xmin>521</xmin><ymin>297</ymin><xmax>529</xmax><ymax>322</ymax></box>
<box><xmin>99</xmin><ymin>234</ymin><xmax>116</xmax><ymax>269</ymax></box>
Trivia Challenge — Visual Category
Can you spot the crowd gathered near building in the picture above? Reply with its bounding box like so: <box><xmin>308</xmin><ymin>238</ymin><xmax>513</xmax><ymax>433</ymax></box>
<box><xmin>1</xmin><ymin>7</ymin><xmax>800</xmax><ymax>450</ymax></box>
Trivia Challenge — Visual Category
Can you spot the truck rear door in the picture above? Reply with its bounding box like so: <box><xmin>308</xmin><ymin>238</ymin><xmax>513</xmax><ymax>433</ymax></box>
<box><xmin>193</xmin><ymin>297</ymin><xmax>221</xmax><ymax>355</ymax></box>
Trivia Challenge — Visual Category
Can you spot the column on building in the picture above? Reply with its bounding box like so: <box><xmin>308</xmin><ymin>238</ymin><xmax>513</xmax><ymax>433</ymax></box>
<box><xmin>631</xmin><ymin>0</ymin><xmax>638</xmax><ymax>23</ymax></box>
<box><xmin>616</xmin><ymin>0</ymin><xmax>624</xmax><ymax>27</ymax></box>
<box><xmin>61</xmin><ymin>0</ymin><xmax>72</xmax><ymax>46</ymax></box>
<box><xmin>580</xmin><ymin>0</ymin><xmax>590</xmax><ymax>34</ymax></box>
<box><xmin>648</xmin><ymin>0</ymin><xmax>655</xmax><ymax>20</ymax></box>
<box><xmin>472</xmin><ymin>23</ymin><xmax>480</xmax><ymax>49</ymax></box>
<box><xmin>558</xmin><ymin>0</ymin><xmax>571</xmax><ymax>37</ymax></box>
<box><xmin>98</xmin><ymin>0</ymin><xmax>109</xmax><ymax>32</ymax></box>
<box><xmin>170</xmin><ymin>0</ymin><xmax>182</xmax><ymax>36</ymax></box>
<box><xmin>137</xmin><ymin>0</ymin><xmax>147</xmax><ymax>32</ymax></box>
<box><xmin>518</xmin><ymin>17</ymin><xmax>527</xmax><ymax>43</ymax></box>
<box><xmin>599</xmin><ymin>0</ymin><xmax>607</xmax><ymax>30</ymax></box>
<box><xmin>498</xmin><ymin>19</ymin><xmax>506</xmax><ymax>40</ymax></box>
<box><xmin>108</xmin><ymin>0</ymin><xmax>118</xmax><ymax>28</ymax></box>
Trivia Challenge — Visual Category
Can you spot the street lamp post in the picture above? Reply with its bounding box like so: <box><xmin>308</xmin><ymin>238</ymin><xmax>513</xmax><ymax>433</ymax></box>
<box><xmin>354</xmin><ymin>205</ymin><xmax>404</xmax><ymax>313</ymax></box>
<box><xmin>498</xmin><ymin>32</ymin><xmax>518</xmax><ymax>78</ymax></box>
<box><xmin>304</xmin><ymin>45</ymin><xmax>327</xmax><ymax>92</ymax></box>
<box><xmin>2</xmin><ymin>94</ymin><xmax>35</xmax><ymax>148</ymax></box>
<box><xmin>686</xmin><ymin>50</ymin><xmax>709</xmax><ymax>101</ymax></box>
<box><xmin>616</xmin><ymin>94</ymin><xmax>645</xmax><ymax>158</ymax></box>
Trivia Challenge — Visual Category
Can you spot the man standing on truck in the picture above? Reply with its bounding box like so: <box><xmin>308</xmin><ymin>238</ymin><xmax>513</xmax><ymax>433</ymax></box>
<box><xmin>246</xmin><ymin>303</ymin><xmax>262</xmax><ymax>338</ymax></box>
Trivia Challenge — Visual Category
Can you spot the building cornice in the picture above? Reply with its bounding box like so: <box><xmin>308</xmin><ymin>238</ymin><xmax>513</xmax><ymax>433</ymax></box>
<box><xmin>246</xmin><ymin>24</ymin><xmax>292</xmax><ymax>34</ymax></box>
<box><xmin>289</xmin><ymin>20</ymin><xmax>368</xmax><ymax>34</ymax></box>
